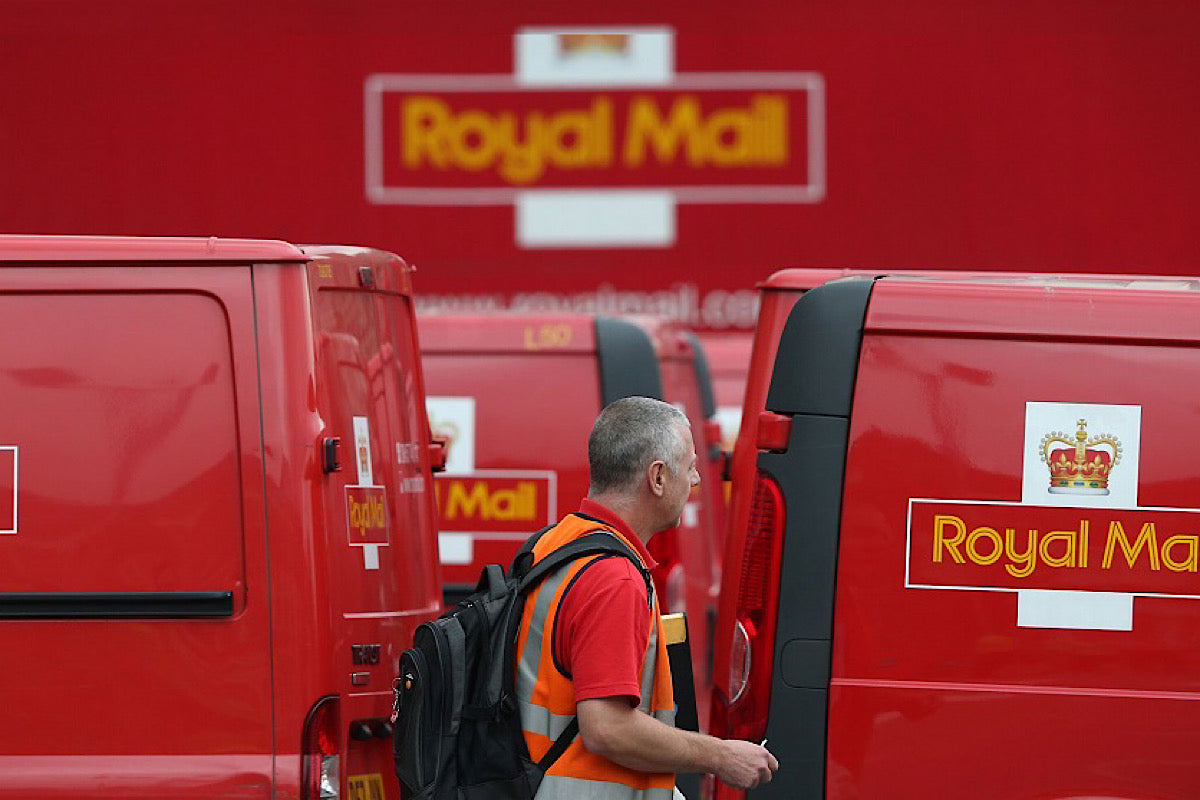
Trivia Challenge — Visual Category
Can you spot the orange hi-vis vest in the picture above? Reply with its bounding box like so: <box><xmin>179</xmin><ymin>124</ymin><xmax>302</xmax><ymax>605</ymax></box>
<box><xmin>516</xmin><ymin>514</ymin><xmax>677</xmax><ymax>800</ymax></box>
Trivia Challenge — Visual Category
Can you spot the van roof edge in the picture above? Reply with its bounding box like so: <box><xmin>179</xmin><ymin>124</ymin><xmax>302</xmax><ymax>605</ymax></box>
<box><xmin>0</xmin><ymin>235</ymin><xmax>308</xmax><ymax>263</ymax></box>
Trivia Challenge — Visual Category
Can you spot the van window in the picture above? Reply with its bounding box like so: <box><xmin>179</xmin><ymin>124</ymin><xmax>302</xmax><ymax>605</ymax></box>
<box><xmin>312</xmin><ymin>287</ymin><xmax>439</xmax><ymax>612</ymax></box>
<box><xmin>0</xmin><ymin>292</ymin><xmax>243</xmax><ymax>606</ymax></box>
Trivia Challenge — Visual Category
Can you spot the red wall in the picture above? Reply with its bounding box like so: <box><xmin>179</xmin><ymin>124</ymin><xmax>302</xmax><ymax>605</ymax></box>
<box><xmin>3</xmin><ymin>1</ymin><xmax>1199</xmax><ymax>328</ymax></box>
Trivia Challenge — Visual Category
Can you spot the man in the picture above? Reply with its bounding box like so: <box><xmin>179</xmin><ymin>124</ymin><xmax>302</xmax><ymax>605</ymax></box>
<box><xmin>515</xmin><ymin>396</ymin><xmax>779</xmax><ymax>799</ymax></box>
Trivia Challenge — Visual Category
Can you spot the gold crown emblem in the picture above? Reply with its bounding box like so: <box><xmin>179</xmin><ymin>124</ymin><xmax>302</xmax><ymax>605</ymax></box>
<box><xmin>1039</xmin><ymin>419</ymin><xmax>1121</xmax><ymax>495</ymax></box>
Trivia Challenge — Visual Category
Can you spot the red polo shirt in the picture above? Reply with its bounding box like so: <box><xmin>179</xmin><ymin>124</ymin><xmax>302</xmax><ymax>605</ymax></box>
<box><xmin>553</xmin><ymin>499</ymin><xmax>659</xmax><ymax>705</ymax></box>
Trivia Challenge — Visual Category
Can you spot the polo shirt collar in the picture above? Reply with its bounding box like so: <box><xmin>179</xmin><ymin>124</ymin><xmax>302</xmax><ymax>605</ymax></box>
<box><xmin>575</xmin><ymin>499</ymin><xmax>658</xmax><ymax>571</ymax></box>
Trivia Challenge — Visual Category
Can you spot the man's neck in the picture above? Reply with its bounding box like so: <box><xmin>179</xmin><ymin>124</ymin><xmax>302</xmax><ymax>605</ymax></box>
<box><xmin>585</xmin><ymin>491</ymin><xmax>655</xmax><ymax>544</ymax></box>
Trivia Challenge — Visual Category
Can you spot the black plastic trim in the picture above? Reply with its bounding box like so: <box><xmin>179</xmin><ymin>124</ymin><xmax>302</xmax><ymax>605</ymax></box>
<box><xmin>765</xmin><ymin>277</ymin><xmax>874</xmax><ymax>418</ymax></box>
<box><xmin>684</xmin><ymin>331</ymin><xmax>717</xmax><ymax>420</ymax></box>
<box><xmin>0</xmin><ymin>591</ymin><xmax>235</xmax><ymax>619</ymax></box>
<box><xmin>594</xmin><ymin>316</ymin><xmax>663</xmax><ymax>406</ymax></box>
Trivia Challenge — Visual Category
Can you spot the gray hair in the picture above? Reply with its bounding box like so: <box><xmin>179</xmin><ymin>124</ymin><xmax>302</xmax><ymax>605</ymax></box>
<box><xmin>588</xmin><ymin>396</ymin><xmax>689</xmax><ymax>494</ymax></box>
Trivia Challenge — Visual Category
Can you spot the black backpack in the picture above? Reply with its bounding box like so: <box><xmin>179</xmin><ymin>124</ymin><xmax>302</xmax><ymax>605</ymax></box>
<box><xmin>392</xmin><ymin>525</ymin><xmax>652</xmax><ymax>800</ymax></box>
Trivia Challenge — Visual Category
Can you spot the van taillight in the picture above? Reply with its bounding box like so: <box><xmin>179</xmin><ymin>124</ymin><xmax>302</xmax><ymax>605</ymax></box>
<box><xmin>303</xmin><ymin>695</ymin><xmax>341</xmax><ymax>800</ymax></box>
<box><xmin>715</xmin><ymin>471</ymin><xmax>785</xmax><ymax>775</ymax></box>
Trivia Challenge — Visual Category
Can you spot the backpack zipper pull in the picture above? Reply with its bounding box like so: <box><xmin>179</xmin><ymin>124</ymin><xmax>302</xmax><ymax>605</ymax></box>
<box><xmin>390</xmin><ymin>675</ymin><xmax>408</xmax><ymax>724</ymax></box>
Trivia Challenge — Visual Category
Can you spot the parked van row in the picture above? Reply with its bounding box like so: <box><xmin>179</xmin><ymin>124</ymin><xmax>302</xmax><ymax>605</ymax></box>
<box><xmin>32</xmin><ymin>236</ymin><xmax>1151</xmax><ymax>800</ymax></box>
<box><xmin>709</xmin><ymin>269</ymin><xmax>1200</xmax><ymax>799</ymax></box>
<box><xmin>0</xmin><ymin>235</ymin><xmax>740</xmax><ymax>800</ymax></box>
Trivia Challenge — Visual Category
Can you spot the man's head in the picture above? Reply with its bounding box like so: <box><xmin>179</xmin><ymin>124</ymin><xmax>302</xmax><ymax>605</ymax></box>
<box><xmin>587</xmin><ymin>396</ymin><xmax>700</xmax><ymax>536</ymax></box>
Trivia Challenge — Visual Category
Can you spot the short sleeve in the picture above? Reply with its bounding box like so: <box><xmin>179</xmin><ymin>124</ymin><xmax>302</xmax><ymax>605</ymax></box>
<box><xmin>554</xmin><ymin>555</ymin><xmax>652</xmax><ymax>704</ymax></box>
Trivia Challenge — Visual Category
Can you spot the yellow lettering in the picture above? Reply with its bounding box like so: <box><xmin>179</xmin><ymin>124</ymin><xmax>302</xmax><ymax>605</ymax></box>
<box><xmin>402</xmin><ymin>96</ymin><xmax>452</xmax><ymax>169</ymax></box>
<box><xmin>403</xmin><ymin>94</ymin><xmax>786</xmax><ymax>181</ymax></box>
<box><xmin>524</xmin><ymin>324</ymin><xmax>574</xmax><ymax>350</ymax></box>
<box><xmin>704</xmin><ymin>107</ymin><xmax>754</xmax><ymax>166</ymax></box>
<box><xmin>1162</xmin><ymin>535</ymin><xmax>1199</xmax><ymax>572</ymax></box>
<box><xmin>348</xmin><ymin>495</ymin><xmax>386</xmax><ymax>536</ymax></box>
<box><xmin>445</xmin><ymin>482</ymin><xmax>489</xmax><ymax>520</ymax></box>
<box><xmin>495</xmin><ymin>111</ymin><xmax>542</xmax><ymax>184</ymax></box>
<box><xmin>545</xmin><ymin>99</ymin><xmax>610</xmax><ymax>168</ymax></box>
<box><xmin>447</xmin><ymin>110</ymin><xmax>499</xmax><ymax>171</ymax></box>
<box><xmin>1004</xmin><ymin>528</ymin><xmax>1038</xmax><ymax>578</ymax></box>
<box><xmin>1039</xmin><ymin>530</ymin><xmax>1079</xmax><ymax>569</ymax></box>
<box><xmin>966</xmin><ymin>526</ymin><xmax>1003</xmax><ymax>565</ymax></box>
<box><xmin>623</xmin><ymin>96</ymin><xmax>702</xmax><ymax>167</ymax></box>
<box><xmin>933</xmin><ymin>515</ymin><xmax>967</xmax><ymax>563</ymax></box>
<box><xmin>442</xmin><ymin>481</ymin><xmax>537</xmax><ymax>521</ymax></box>
<box><xmin>757</xmin><ymin>94</ymin><xmax>789</xmax><ymax>163</ymax></box>
<box><xmin>516</xmin><ymin>481</ymin><xmax>534</xmax><ymax>519</ymax></box>
<box><xmin>1103</xmin><ymin>521</ymin><xmax>1161</xmax><ymax>571</ymax></box>
<box><xmin>490</xmin><ymin>482</ymin><xmax>536</xmax><ymax>521</ymax></box>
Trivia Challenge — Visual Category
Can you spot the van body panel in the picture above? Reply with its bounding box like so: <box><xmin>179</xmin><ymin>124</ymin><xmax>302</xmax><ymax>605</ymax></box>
<box><xmin>824</xmin><ymin>280</ymin><xmax>1200</xmax><ymax>796</ymax></box>
<box><xmin>420</xmin><ymin>316</ymin><xmax>605</xmax><ymax>593</ymax></box>
<box><xmin>0</xmin><ymin>237</ymin><xmax>442</xmax><ymax>800</ymax></box>
<box><xmin>717</xmin><ymin>271</ymin><xmax>1200</xmax><ymax>798</ymax></box>
<box><xmin>0</xmin><ymin>264</ymin><xmax>275</xmax><ymax>791</ymax></box>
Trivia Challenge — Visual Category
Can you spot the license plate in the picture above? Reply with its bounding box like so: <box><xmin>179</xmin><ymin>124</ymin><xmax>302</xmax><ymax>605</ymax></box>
<box><xmin>347</xmin><ymin>773</ymin><xmax>386</xmax><ymax>800</ymax></box>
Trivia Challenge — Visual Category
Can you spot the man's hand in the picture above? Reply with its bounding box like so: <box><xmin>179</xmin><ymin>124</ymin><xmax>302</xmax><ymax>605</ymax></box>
<box><xmin>713</xmin><ymin>739</ymin><xmax>779</xmax><ymax>790</ymax></box>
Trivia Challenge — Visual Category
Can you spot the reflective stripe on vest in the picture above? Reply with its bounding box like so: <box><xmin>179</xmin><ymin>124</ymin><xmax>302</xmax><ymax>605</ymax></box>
<box><xmin>517</xmin><ymin>515</ymin><xmax>676</xmax><ymax>799</ymax></box>
<box><xmin>537</xmin><ymin>775</ymin><xmax>676</xmax><ymax>800</ymax></box>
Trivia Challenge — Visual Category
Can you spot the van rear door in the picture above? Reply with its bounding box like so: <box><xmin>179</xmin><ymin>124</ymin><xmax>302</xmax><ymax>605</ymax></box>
<box><xmin>307</xmin><ymin>249</ymin><xmax>442</xmax><ymax>799</ymax></box>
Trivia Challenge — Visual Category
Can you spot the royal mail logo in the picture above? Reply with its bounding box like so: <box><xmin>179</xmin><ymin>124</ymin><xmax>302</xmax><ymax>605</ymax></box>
<box><xmin>385</xmin><ymin>90</ymin><xmax>795</xmax><ymax>187</ymax></box>
<box><xmin>366</xmin><ymin>78</ymin><xmax>821</xmax><ymax>204</ymax></box>
<box><xmin>905</xmin><ymin>401</ymin><xmax>1176</xmax><ymax>631</ymax></box>
<box><xmin>434</xmin><ymin>471</ymin><xmax>555</xmax><ymax>534</ymax></box>
<box><xmin>908</xmin><ymin>499</ymin><xmax>1200</xmax><ymax>597</ymax></box>
<box><xmin>345</xmin><ymin>486</ymin><xmax>390</xmax><ymax>546</ymax></box>
<box><xmin>1040</xmin><ymin>419</ymin><xmax>1122</xmax><ymax>495</ymax></box>
<box><xmin>366</xmin><ymin>27</ymin><xmax>825</xmax><ymax>249</ymax></box>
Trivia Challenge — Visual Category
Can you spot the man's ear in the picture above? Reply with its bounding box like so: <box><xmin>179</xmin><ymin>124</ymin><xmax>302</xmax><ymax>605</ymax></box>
<box><xmin>647</xmin><ymin>460</ymin><xmax>667</xmax><ymax>497</ymax></box>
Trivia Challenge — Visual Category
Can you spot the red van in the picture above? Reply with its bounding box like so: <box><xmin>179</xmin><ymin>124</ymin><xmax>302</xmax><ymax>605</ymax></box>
<box><xmin>417</xmin><ymin>312</ymin><xmax>723</xmax><ymax>731</ymax></box>
<box><xmin>694</xmin><ymin>331</ymin><xmax>754</xmax><ymax>456</ymax></box>
<box><xmin>419</xmin><ymin>313</ymin><xmax>662</xmax><ymax>599</ymax></box>
<box><xmin>709</xmin><ymin>271</ymin><xmax>1200</xmax><ymax>799</ymax></box>
<box><xmin>0</xmin><ymin>236</ymin><xmax>443</xmax><ymax>800</ymax></box>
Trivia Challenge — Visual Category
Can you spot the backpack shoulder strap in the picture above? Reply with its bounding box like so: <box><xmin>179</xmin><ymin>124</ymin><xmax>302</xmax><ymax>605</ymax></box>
<box><xmin>518</xmin><ymin>531</ymin><xmax>653</xmax><ymax>604</ymax></box>
<box><xmin>510</xmin><ymin>524</ymin><xmax>555</xmax><ymax>579</ymax></box>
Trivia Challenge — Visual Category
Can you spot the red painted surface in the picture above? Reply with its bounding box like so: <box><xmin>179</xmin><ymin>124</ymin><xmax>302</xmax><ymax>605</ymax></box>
<box><xmin>0</xmin><ymin>236</ymin><xmax>442</xmax><ymax>799</ymax></box>
<box><xmin>712</xmin><ymin>271</ymin><xmax>1200</xmax><ymax>797</ymax></box>
<box><xmin>3</xmin><ymin>2</ymin><xmax>1199</xmax><ymax>330</ymax></box>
